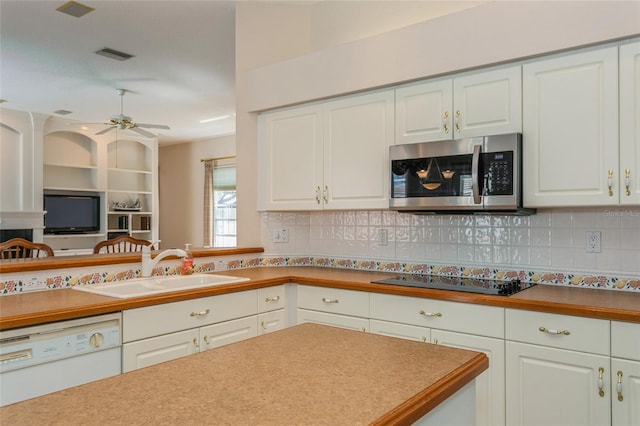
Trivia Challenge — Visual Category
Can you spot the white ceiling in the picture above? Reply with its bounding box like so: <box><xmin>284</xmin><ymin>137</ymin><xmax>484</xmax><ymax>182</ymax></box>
<box><xmin>0</xmin><ymin>0</ymin><xmax>237</xmax><ymax>144</ymax></box>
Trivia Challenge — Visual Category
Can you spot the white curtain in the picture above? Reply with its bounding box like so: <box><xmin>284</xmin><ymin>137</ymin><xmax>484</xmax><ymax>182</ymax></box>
<box><xmin>203</xmin><ymin>160</ymin><xmax>214</xmax><ymax>247</ymax></box>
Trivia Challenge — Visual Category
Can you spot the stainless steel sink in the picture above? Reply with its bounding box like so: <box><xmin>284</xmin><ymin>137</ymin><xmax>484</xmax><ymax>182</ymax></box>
<box><xmin>72</xmin><ymin>274</ymin><xmax>250</xmax><ymax>299</ymax></box>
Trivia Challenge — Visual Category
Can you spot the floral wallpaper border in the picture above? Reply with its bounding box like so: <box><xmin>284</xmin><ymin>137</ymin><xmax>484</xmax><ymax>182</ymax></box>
<box><xmin>1</xmin><ymin>256</ymin><xmax>639</xmax><ymax>295</ymax></box>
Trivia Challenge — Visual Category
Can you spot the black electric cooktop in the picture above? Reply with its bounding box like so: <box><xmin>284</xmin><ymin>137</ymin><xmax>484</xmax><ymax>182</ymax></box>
<box><xmin>372</xmin><ymin>274</ymin><xmax>535</xmax><ymax>296</ymax></box>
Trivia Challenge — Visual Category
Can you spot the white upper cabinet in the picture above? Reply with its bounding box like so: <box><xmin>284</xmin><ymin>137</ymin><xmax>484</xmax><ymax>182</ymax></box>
<box><xmin>395</xmin><ymin>65</ymin><xmax>522</xmax><ymax>144</ymax></box>
<box><xmin>523</xmin><ymin>46</ymin><xmax>620</xmax><ymax>207</ymax></box>
<box><xmin>258</xmin><ymin>90</ymin><xmax>394</xmax><ymax>211</ymax></box>
<box><xmin>620</xmin><ymin>41</ymin><xmax>640</xmax><ymax>205</ymax></box>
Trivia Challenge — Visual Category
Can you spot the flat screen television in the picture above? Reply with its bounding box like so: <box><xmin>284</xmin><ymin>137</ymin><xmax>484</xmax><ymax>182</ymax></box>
<box><xmin>44</xmin><ymin>194</ymin><xmax>100</xmax><ymax>234</ymax></box>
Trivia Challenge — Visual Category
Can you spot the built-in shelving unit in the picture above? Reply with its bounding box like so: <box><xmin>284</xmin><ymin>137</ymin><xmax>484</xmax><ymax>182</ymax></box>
<box><xmin>42</xmin><ymin>126</ymin><xmax>158</xmax><ymax>253</ymax></box>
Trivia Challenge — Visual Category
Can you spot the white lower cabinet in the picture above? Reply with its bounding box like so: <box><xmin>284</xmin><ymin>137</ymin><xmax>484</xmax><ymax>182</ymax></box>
<box><xmin>611</xmin><ymin>321</ymin><xmax>640</xmax><ymax>426</ymax></box>
<box><xmin>505</xmin><ymin>309</ymin><xmax>611</xmax><ymax>426</ymax></box>
<box><xmin>369</xmin><ymin>293</ymin><xmax>505</xmax><ymax>426</ymax></box>
<box><xmin>122</xmin><ymin>290</ymin><xmax>259</xmax><ymax>372</ymax></box>
<box><xmin>296</xmin><ymin>285</ymin><xmax>369</xmax><ymax>332</ymax></box>
<box><xmin>123</xmin><ymin>329</ymin><xmax>200</xmax><ymax>372</ymax></box>
<box><xmin>431</xmin><ymin>329</ymin><xmax>505</xmax><ymax>426</ymax></box>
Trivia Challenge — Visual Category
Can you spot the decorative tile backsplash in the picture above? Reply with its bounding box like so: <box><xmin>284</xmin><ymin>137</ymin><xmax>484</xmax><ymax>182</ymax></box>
<box><xmin>2</xmin><ymin>207</ymin><xmax>639</xmax><ymax>295</ymax></box>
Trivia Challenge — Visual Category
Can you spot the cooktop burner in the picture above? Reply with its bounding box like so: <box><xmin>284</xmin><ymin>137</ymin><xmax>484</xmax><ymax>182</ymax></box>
<box><xmin>371</xmin><ymin>274</ymin><xmax>535</xmax><ymax>296</ymax></box>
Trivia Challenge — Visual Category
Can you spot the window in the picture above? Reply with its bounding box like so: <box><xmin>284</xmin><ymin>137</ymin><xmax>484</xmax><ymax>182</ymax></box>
<box><xmin>213</xmin><ymin>165</ymin><xmax>236</xmax><ymax>247</ymax></box>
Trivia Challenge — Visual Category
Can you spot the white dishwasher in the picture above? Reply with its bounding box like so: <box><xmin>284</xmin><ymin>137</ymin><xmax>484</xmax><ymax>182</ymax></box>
<box><xmin>0</xmin><ymin>312</ymin><xmax>121</xmax><ymax>406</ymax></box>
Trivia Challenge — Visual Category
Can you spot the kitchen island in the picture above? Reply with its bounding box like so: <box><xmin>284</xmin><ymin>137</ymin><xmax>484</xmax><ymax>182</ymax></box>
<box><xmin>0</xmin><ymin>323</ymin><xmax>487</xmax><ymax>425</ymax></box>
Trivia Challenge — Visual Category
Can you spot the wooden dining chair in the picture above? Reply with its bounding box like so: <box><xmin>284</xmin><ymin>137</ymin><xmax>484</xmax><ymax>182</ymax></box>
<box><xmin>93</xmin><ymin>235</ymin><xmax>154</xmax><ymax>254</ymax></box>
<box><xmin>0</xmin><ymin>238</ymin><xmax>54</xmax><ymax>259</ymax></box>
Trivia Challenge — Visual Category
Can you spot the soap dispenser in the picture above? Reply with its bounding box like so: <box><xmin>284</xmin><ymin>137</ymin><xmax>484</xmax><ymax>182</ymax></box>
<box><xmin>181</xmin><ymin>243</ymin><xmax>194</xmax><ymax>275</ymax></box>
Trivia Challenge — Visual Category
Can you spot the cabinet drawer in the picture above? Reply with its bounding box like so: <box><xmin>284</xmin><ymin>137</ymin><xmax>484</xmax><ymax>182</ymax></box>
<box><xmin>257</xmin><ymin>285</ymin><xmax>286</xmax><ymax>313</ymax></box>
<box><xmin>297</xmin><ymin>309</ymin><xmax>369</xmax><ymax>332</ymax></box>
<box><xmin>297</xmin><ymin>285</ymin><xmax>369</xmax><ymax>318</ymax></box>
<box><xmin>123</xmin><ymin>290</ymin><xmax>257</xmax><ymax>342</ymax></box>
<box><xmin>505</xmin><ymin>309</ymin><xmax>610</xmax><ymax>355</ymax></box>
<box><xmin>370</xmin><ymin>293</ymin><xmax>504</xmax><ymax>338</ymax></box>
<box><xmin>611</xmin><ymin>321</ymin><xmax>640</xmax><ymax>361</ymax></box>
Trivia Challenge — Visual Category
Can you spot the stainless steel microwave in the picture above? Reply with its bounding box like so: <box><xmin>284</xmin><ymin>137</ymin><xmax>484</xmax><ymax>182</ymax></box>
<box><xmin>389</xmin><ymin>133</ymin><xmax>534</xmax><ymax>215</ymax></box>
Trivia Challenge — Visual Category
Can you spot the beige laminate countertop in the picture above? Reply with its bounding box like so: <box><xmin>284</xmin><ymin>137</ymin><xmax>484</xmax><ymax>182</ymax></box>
<box><xmin>1</xmin><ymin>267</ymin><xmax>639</xmax><ymax>330</ymax></box>
<box><xmin>0</xmin><ymin>323</ymin><xmax>488</xmax><ymax>425</ymax></box>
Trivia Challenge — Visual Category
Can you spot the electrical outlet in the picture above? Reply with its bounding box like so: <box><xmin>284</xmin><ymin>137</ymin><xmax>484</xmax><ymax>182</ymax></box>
<box><xmin>378</xmin><ymin>229</ymin><xmax>388</xmax><ymax>246</ymax></box>
<box><xmin>272</xmin><ymin>228</ymin><xmax>289</xmax><ymax>243</ymax></box>
<box><xmin>24</xmin><ymin>277</ymin><xmax>47</xmax><ymax>291</ymax></box>
<box><xmin>586</xmin><ymin>231</ymin><xmax>601</xmax><ymax>253</ymax></box>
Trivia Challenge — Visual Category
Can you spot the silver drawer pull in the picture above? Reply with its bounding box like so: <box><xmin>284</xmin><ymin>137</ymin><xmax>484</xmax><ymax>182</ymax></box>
<box><xmin>190</xmin><ymin>309</ymin><xmax>210</xmax><ymax>317</ymax></box>
<box><xmin>265</xmin><ymin>296</ymin><xmax>280</xmax><ymax>302</ymax></box>
<box><xmin>322</xmin><ymin>297</ymin><xmax>339</xmax><ymax>304</ymax></box>
<box><xmin>538</xmin><ymin>327</ymin><xmax>570</xmax><ymax>335</ymax></box>
<box><xmin>419</xmin><ymin>310</ymin><xmax>442</xmax><ymax>317</ymax></box>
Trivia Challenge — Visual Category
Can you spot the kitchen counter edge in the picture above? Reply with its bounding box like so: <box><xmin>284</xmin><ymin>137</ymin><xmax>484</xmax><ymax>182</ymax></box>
<box><xmin>1</xmin><ymin>266</ymin><xmax>639</xmax><ymax>330</ymax></box>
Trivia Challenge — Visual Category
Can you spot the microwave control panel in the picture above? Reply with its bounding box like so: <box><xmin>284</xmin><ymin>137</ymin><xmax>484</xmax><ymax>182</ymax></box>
<box><xmin>483</xmin><ymin>151</ymin><xmax>514</xmax><ymax>195</ymax></box>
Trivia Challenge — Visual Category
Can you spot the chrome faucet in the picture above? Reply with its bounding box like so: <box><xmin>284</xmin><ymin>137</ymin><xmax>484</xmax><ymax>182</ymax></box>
<box><xmin>141</xmin><ymin>245</ymin><xmax>187</xmax><ymax>277</ymax></box>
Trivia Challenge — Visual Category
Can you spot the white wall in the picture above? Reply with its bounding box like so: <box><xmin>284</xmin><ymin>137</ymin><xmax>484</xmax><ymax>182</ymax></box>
<box><xmin>158</xmin><ymin>135</ymin><xmax>235</xmax><ymax>249</ymax></box>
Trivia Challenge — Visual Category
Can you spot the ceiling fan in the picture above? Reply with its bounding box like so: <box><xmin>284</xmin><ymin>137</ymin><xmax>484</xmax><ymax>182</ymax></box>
<box><xmin>95</xmin><ymin>89</ymin><xmax>170</xmax><ymax>138</ymax></box>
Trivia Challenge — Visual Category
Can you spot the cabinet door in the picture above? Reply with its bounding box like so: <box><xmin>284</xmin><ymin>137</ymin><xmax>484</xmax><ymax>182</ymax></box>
<box><xmin>453</xmin><ymin>65</ymin><xmax>522</xmax><ymax>139</ymax></box>
<box><xmin>322</xmin><ymin>90</ymin><xmax>394</xmax><ymax>209</ymax></box>
<box><xmin>612</xmin><ymin>358</ymin><xmax>640</xmax><ymax>426</ymax></box>
<box><xmin>257</xmin><ymin>104</ymin><xmax>323</xmax><ymax>210</ymax></box>
<box><xmin>620</xmin><ymin>41</ymin><xmax>640</xmax><ymax>205</ymax></box>
<box><xmin>296</xmin><ymin>309</ymin><xmax>369</xmax><ymax>332</ymax></box>
<box><xmin>395</xmin><ymin>79</ymin><xmax>453</xmax><ymax>144</ymax></box>
<box><xmin>200</xmin><ymin>316</ymin><xmax>257</xmax><ymax>351</ymax></box>
<box><xmin>432</xmin><ymin>330</ymin><xmax>505</xmax><ymax>426</ymax></box>
<box><xmin>122</xmin><ymin>328</ymin><xmax>199</xmax><ymax>372</ymax></box>
<box><xmin>369</xmin><ymin>319</ymin><xmax>430</xmax><ymax>343</ymax></box>
<box><xmin>506</xmin><ymin>341</ymin><xmax>610</xmax><ymax>426</ymax></box>
<box><xmin>523</xmin><ymin>46</ymin><xmax>619</xmax><ymax>207</ymax></box>
<box><xmin>258</xmin><ymin>309</ymin><xmax>286</xmax><ymax>335</ymax></box>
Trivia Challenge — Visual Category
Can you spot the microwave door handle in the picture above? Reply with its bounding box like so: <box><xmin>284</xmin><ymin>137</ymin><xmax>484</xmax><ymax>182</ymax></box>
<box><xmin>471</xmin><ymin>144</ymin><xmax>482</xmax><ymax>204</ymax></box>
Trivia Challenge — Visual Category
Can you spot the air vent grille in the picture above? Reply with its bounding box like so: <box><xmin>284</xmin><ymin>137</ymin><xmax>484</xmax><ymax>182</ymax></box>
<box><xmin>95</xmin><ymin>48</ymin><xmax>135</xmax><ymax>61</ymax></box>
<box><xmin>56</xmin><ymin>1</ymin><xmax>95</xmax><ymax>18</ymax></box>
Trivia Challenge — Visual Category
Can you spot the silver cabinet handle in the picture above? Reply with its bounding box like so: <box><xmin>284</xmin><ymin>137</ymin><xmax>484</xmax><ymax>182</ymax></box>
<box><xmin>203</xmin><ymin>335</ymin><xmax>211</xmax><ymax>345</ymax></box>
<box><xmin>419</xmin><ymin>310</ymin><xmax>442</xmax><ymax>317</ymax></box>
<box><xmin>455</xmin><ymin>110</ymin><xmax>461</xmax><ymax>132</ymax></box>
<box><xmin>264</xmin><ymin>296</ymin><xmax>280</xmax><ymax>302</ymax></box>
<box><xmin>315</xmin><ymin>186</ymin><xmax>321</xmax><ymax>204</ymax></box>
<box><xmin>538</xmin><ymin>326</ymin><xmax>570</xmax><ymax>335</ymax></box>
<box><xmin>471</xmin><ymin>144</ymin><xmax>482</xmax><ymax>205</ymax></box>
<box><xmin>322</xmin><ymin>297</ymin><xmax>339</xmax><ymax>304</ymax></box>
<box><xmin>323</xmin><ymin>186</ymin><xmax>328</xmax><ymax>204</ymax></box>
<box><xmin>442</xmin><ymin>111</ymin><xmax>450</xmax><ymax>133</ymax></box>
<box><xmin>193</xmin><ymin>337</ymin><xmax>200</xmax><ymax>349</ymax></box>
<box><xmin>190</xmin><ymin>309</ymin><xmax>210</xmax><ymax>317</ymax></box>
<box><xmin>261</xmin><ymin>321</ymin><xmax>267</xmax><ymax>331</ymax></box>
<box><xmin>608</xmin><ymin>169</ymin><xmax>614</xmax><ymax>196</ymax></box>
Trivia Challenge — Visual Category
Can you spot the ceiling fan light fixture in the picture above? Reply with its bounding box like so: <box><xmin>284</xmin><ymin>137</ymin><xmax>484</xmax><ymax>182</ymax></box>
<box><xmin>56</xmin><ymin>1</ymin><xmax>95</xmax><ymax>18</ymax></box>
<box><xmin>96</xmin><ymin>48</ymin><xmax>135</xmax><ymax>61</ymax></box>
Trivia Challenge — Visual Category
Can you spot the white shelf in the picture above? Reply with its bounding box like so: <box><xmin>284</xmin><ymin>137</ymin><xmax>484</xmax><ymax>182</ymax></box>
<box><xmin>45</xmin><ymin>163</ymin><xmax>97</xmax><ymax>170</ymax></box>
<box><xmin>44</xmin><ymin>233</ymin><xmax>106</xmax><ymax>239</ymax></box>
<box><xmin>108</xmin><ymin>167</ymin><xmax>152</xmax><ymax>174</ymax></box>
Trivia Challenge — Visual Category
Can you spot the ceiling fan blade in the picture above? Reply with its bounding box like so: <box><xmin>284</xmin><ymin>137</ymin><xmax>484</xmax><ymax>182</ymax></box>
<box><xmin>135</xmin><ymin>123</ymin><xmax>170</xmax><ymax>130</ymax></box>
<box><xmin>130</xmin><ymin>127</ymin><xmax>156</xmax><ymax>138</ymax></box>
<box><xmin>95</xmin><ymin>126</ymin><xmax>116</xmax><ymax>135</ymax></box>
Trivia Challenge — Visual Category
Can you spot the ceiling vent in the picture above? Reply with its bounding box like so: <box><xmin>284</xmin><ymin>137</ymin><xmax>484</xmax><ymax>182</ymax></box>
<box><xmin>95</xmin><ymin>47</ymin><xmax>135</xmax><ymax>61</ymax></box>
<box><xmin>53</xmin><ymin>109</ymin><xmax>73</xmax><ymax>115</ymax></box>
<box><xmin>56</xmin><ymin>1</ymin><xmax>95</xmax><ymax>18</ymax></box>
